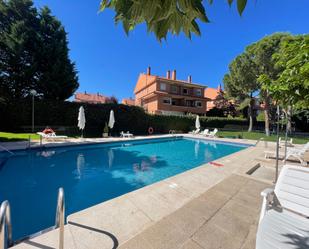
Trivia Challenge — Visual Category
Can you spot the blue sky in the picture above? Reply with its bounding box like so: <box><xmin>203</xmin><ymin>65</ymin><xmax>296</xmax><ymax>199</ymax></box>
<box><xmin>33</xmin><ymin>0</ymin><xmax>309</xmax><ymax>101</ymax></box>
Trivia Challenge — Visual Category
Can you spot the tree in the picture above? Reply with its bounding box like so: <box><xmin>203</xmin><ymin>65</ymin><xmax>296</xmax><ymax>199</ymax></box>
<box><xmin>99</xmin><ymin>0</ymin><xmax>248</xmax><ymax>41</ymax></box>
<box><xmin>223</xmin><ymin>53</ymin><xmax>259</xmax><ymax>132</ymax></box>
<box><xmin>35</xmin><ymin>7</ymin><xmax>79</xmax><ymax>100</ymax></box>
<box><xmin>0</xmin><ymin>0</ymin><xmax>39</xmax><ymax>99</ymax></box>
<box><xmin>224</xmin><ymin>33</ymin><xmax>291</xmax><ymax>135</ymax></box>
<box><xmin>262</xmin><ymin>34</ymin><xmax>309</xmax><ymax>110</ymax></box>
<box><xmin>0</xmin><ymin>0</ymin><xmax>79</xmax><ymax>100</ymax></box>
<box><xmin>213</xmin><ymin>89</ymin><xmax>237</xmax><ymax>117</ymax></box>
<box><xmin>248</xmin><ymin>33</ymin><xmax>290</xmax><ymax>135</ymax></box>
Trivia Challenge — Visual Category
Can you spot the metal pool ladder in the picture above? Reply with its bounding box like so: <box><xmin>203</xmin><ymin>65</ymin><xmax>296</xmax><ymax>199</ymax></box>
<box><xmin>0</xmin><ymin>188</ymin><xmax>65</xmax><ymax>249</ymax></box>
<box><xmin>55</xmin><ymin>188</ymin><xmax>65</xmax><ymax>249</ymax></box>
<box><xmin>0</xmin><ymin>201</ymin><xmax>13</xmax><ymax>249</ymax></box>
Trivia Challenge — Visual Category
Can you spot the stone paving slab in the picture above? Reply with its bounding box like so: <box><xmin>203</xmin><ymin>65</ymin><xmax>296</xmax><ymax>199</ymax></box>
<box><xmin>119</xmin><ymin>175</ymin><xmax>271</xmax><ymax>249</ymax></box>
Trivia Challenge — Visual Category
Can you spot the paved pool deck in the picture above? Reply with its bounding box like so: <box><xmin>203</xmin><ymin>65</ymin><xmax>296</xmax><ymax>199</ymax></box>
<box><xmin>6</xmin><ymin>135</ymin><xmax>305</xmax><ymax>249</ymax></box>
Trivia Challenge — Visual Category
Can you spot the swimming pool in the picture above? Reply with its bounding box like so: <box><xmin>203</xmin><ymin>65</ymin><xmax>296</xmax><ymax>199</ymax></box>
<box><xmin>0</xmin><ymin>137</ymin><xmax>249</xmax><ymax>241</ymax></box>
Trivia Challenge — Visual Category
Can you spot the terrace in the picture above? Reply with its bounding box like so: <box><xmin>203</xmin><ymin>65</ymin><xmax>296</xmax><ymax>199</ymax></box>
<box><xmin>1</xmin><ymin>134</ymin><xmax>299</xmax><ymax>249</ymax></box>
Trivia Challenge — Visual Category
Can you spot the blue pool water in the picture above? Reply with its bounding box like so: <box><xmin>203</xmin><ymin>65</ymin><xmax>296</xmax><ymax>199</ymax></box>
<box><xmin>0</xmin><ymin>137</ymin><xmax>248</xmax><ymax>240</ymax></box>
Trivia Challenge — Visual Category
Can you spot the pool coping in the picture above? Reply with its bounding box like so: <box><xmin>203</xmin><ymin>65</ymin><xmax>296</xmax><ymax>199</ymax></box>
<box><xmin>0</xmin><ymin>134</ymin><xmax>255</xmax><ymax>154</ymax></box>
<box><xmin>9</xmin><ymin>135</ymin><xmax>264</xmax><ymax>248</ymax></box>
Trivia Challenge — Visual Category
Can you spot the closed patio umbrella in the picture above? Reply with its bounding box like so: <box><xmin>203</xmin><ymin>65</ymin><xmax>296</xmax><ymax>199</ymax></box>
<box><xmin>195</xmin><ymin>115</ymin><xmax>200</xmax><ymax>130</ymax></box>
<box><xmin>78</xmin><ymin>106</ymin><xmax>86</xmax><ymax>137</ymax></box>
<box><xmin>108</xmin><ymin>110</ymin><xmax>115</xmax><ymax>129</ymax></box>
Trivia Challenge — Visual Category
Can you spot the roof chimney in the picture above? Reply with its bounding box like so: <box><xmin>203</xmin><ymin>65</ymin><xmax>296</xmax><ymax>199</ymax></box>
<box><xmin>166</xmin><ymin>70</ymin><xmax>171</xmax><ymax>79</ymax></box>
<box><xmin>84</xmin><ymin>91</ymin><xmax>87</xmax><ymax>94</ymax></box>
<box><xmin>147</xmin><ymin>66</ymin><xmax>151</xmax><ymax>75</ymax></box>
<box><xmin>188</xmin><ymin>75</ymin><xmax>192</xmax><ymax>83</ymax></box>
<box><xmin>217</xmin><ymin>84</ymin><xmax>222</xmax><ymax>92</ymax></box>
<box><xmin>172</xmin><ymin>70</ymin><xmax>176</xmax><ymax>80</ymax></box>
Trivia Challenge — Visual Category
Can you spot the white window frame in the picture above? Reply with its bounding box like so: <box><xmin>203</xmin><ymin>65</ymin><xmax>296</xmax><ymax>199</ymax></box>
<box><xmin>163</xmin><ymin>97</ymin><xmax>171</xmax><ymax>105</ymax></box>
<box><xmin>195</xmin><ymin>101</ymin><xmax>202</xmax><ymax>108</ymax></box>
<box><xmin>160</xmin><ymin>83</ymin><xmax>167</xmax><ymax>91</ymax></box>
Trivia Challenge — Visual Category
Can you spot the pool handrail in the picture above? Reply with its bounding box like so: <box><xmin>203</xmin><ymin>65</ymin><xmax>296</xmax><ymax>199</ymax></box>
<box><xmin>0</xmin><ymin>200</ymin><xmax>13</xmax><ymax>249</ymax></box>
<box><xmin>55</xmin><ymin>187</ymin><xmax>65</xmax><ymax>249</ymax></box>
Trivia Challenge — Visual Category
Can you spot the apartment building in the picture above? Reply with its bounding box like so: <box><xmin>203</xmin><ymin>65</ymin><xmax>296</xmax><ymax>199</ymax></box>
<box><xmin>134</xmin><ymin>67</ymin><xmax>210</xmax><ymax>116</ymax></box>
<box><xmin>204</xmin><ymin>85</ymin><xmax>223</xmax><ymax>111</ymax></box>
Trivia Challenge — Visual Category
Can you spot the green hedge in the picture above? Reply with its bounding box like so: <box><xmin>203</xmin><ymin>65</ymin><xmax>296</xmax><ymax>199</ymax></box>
<box><xmin>0</xmin><ymin>100</ymin><xmax>258</xmax><ymax>137</ymax></box>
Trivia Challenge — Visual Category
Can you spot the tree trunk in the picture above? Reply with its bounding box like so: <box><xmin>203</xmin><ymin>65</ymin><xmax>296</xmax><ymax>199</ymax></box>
<box><xmin>264</xmin><ymin>94</ymin><xmax>271</xmax><ymax>136</ymax></box>
<box><xmin>248</xmin><ymin>97</ymin><xmax>255</xmax><ymax>132</ymax></box>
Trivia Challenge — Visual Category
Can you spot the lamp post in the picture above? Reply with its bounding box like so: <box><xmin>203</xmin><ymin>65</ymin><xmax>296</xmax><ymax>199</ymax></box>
<box><xmin>30</xmin><ymin>90</ymin><xmax>37</xmax><ymax>133</ymax></box>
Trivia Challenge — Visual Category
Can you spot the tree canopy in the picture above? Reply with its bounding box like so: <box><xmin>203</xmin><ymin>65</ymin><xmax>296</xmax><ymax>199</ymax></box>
<box><xmin>262</xmin><ymin>34</ymin><xmax>309</xmax><ymax>109</ymax></box>
<box><xmin>99</xmin><ymin>0</ymin><xmax>248</xmax><ymax>41</ymax></box>
<box><xmin>223</xmin><ymin>33</ymin><xmax>291</xmax><ymax>134</ymax></box>
<box><xmin>0</xmin><ymin>0</ymin><xmax>79</xmax><ymax>100</ymax></box>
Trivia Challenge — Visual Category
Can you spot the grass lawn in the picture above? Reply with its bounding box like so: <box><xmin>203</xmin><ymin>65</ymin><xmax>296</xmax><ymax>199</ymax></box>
<box><xmin>217</xmin><ymin>131</ymin><xmax>308</xmax><ymax>144</ymax></box>
<box><xmin>0</xmin><ymin>132</ymin><xmax>40</xmax><ymax>142</ymax></box>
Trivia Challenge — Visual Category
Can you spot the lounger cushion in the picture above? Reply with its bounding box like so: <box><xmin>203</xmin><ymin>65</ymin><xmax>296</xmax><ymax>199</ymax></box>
<box><xmin>256</xmin><ymin>209</ymin><xmax>309</xmax><ymax>249</ymax></box>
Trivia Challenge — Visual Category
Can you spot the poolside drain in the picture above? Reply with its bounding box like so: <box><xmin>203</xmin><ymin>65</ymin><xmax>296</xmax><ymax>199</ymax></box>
<box><xmin>246</xmin><ymin>163</ymin><xmax>261</xmax><ymax>175</ymax></box>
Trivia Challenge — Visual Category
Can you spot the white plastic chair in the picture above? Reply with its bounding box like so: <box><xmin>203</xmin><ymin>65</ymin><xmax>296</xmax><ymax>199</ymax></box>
<box><xmin>120</xmin><ymin>131</ymin><xmax>133</xmax><ymax>138</ymax></box>
<box><xmin>256</xmin><ymin>164</ymin><xmax>309</xmax><ymax>249</ymax></box>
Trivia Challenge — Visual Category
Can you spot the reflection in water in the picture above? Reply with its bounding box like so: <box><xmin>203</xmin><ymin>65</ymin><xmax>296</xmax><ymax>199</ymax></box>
<box><xmin>76</xmin><ymin>153</ymin><xmax>85</xmax><ymax>179</ymax></box>
<box><xmin>36</xmin><ymin>150</ymin><xmax>56</xmax><ymax>158</ymax></box>
<box><xmin>150</xmin><ymin>155</ymin><xmax>157</xmax><ymax>164</ymax></box>
<box><xmin>133</xmin><ymin>160</ymin><xmax>150</xmax><ymax>172</ymax></box>
<box><xmin>194</xmin><ymin>140</ymin><xmax>200</xmax><ymax>158</ymax></box>
<box><xmin>108</xmin><ymin>148</ymin><xmax>114</xmax><ymax>168</ymax></box>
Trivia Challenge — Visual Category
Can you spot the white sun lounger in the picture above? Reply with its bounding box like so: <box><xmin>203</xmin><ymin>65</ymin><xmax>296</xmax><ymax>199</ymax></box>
<box><xmin>199</xmin><ymin>129</ymin><xmax>209</xmax><ymax>136</ymax></box>
<box><xmin>120</xmin><ymin>131</ymin><xmax>134</xmax><ymax>138</ymax></box>
<box><xmin>206</xmin><ymin>128</ymin><xmax>218</xmax><ymax>138</ymax></box>
<box><xmin>279</xmin><ymin>137</ymin><xmax>294</xmax><ymax>147</ymax></box>
<box><xmin>264</xmin><ymin>142</ymin><xmax>309</xmax><ymax>164</ymax></box>
<box><xmin>283</xmin><ymin>142</ymin><xmax>309</xmax><ymax>165</ymax></box>
<box><xmin>37</xmin><ymin>132</ymin><xmax>68</xmax><ymax>140</ymax></box>
<box><xmin>256</xmin><ymin>164</ymin><xmax>309</xmax><ymax>249</ymax></box>
<box><xmin>189</xmin><ymin>128</ymin><xmax>200</xmax><ymax>135</ymax></box>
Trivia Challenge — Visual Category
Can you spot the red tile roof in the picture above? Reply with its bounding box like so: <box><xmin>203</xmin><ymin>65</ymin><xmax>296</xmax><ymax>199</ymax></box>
<box><xmin>122</xmin><ymin>98</ymin><xmax>135</xmax><ymax>106</ymax></box>
<box><xmin>204</xmin><ymin>87</ymin><xmax>219</xmax><ymax>100</ymax></box>
<box><xmin>74</xmin><ymin>92</ymin><xmax>109</xmax><ymax>104</ymax></box>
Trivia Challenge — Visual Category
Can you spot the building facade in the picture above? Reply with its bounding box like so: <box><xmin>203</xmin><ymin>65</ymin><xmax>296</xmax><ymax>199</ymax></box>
<box><xmin>204</xmin><ymin>85</ymin><xmax>223</xmax><ymax>111</ymax></box>
<box><xmin>134</xmin><ymin>67</ymin><xmax>210</xmax><ymax>116</ymax></box>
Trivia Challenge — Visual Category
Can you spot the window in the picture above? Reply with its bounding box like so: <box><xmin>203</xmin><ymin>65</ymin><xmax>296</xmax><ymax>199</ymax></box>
<box><xmin>163</xmin><ymin>98</ymin><xmax>171</xmax><ymax>105</ymax></box>
<box><xmin>171</xmin><ymin>85</ymin><xmax>178</xmax><ymax>93</ymax></box>
<box><xmin>160</xmin><ymin>83</ymin><xmax>167</xmax><ymax>91</ymax></box>
<box><xmin>195</xmin><ymin>101</ymin><xmax>202</xmax><ymax>108</ymax></box>
<box><xmin>195</xmin><ymin>89</ymin><xmax>202</xmax><ymax>96</ymax></box>
<box><xmin>172</xmin><ymin>99</ymin><xmax>177</xmax><ymax>105</ymax></box>
<box><xmin>182</xmin><ymin>88</ymin><xmax>188</xmax><ymax>95</ymax></box>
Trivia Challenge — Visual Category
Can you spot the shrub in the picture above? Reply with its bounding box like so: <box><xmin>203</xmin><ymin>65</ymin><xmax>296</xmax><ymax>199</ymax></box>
<box><xmin>0</xmin><ymin>100</ymin><xmax>265</xmax><ymax>136</ymax></box>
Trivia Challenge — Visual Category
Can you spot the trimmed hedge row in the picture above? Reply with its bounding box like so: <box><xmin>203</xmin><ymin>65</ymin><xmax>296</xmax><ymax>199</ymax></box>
<box><xmin>0</xmin><ymin>100</ymin><xmax>258</xmax><ymax>137</ymax></box>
